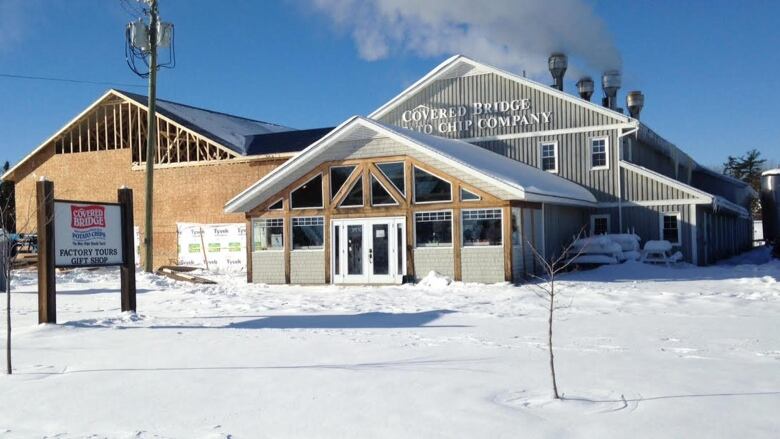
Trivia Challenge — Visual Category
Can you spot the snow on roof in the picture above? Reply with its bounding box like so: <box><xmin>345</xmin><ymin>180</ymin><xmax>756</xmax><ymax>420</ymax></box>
<box><xmin>373</xmin><ymin>120</ymin><xmax>597</xmax><ymax>205</ymax></box>
<box><xmin>762</xmin><ymin>168</ymin><xmax>780</xmax><ymax>176</ymax></box>
<box><xmin>225</xmin><ymin>116</ymin><xmax>597</xmax><ymax>213</ymax></box>
<box><xmin>117</xmin><ymin>90</ymin><xmax>295</xmax><ymax>156</ymax></box>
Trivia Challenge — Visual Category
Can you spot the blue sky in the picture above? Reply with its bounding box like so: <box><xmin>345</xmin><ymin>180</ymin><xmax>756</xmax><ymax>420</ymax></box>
<box><xmin>0</xmin><ymin>0</ymin><xmax>777</xmax><ymax>168</ymax></box>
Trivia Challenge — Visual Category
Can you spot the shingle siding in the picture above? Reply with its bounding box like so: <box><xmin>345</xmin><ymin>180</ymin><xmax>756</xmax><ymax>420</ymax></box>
<box><xmin>290</xmin><ymin>251</ymin><xmax>325</xmax><ymax>284</ymax></box>
<box><xmin>461</xmin><ymin>247</ymin><xmax>504</xmax><ymax>283</ymax></box>
<box><xmin>414</xmin><ymin>248</ymin><xmax>454</xmax><ymax>279</ymax></box>
<box><xmin>251</xmin><ymin>251</ymin><xmax>285</xmax><ymax>284</ymax></box>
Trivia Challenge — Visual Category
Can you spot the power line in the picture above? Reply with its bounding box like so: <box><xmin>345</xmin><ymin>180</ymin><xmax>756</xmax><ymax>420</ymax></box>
<box><xmin>0</xmin><ymin>73</ymin><xmax>146</xmax><ymax>89</ymax></box>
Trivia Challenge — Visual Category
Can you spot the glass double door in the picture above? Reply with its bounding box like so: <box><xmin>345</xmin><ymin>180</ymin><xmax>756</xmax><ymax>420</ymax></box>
<box><xmin>332</xmin><ymin>217</ymin><xmax>405</xmax><ymax>284</ymax></box>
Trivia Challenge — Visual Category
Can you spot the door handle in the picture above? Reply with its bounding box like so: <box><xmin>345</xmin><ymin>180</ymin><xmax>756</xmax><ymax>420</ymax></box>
<box><xmin>368</xmin><ymin>248</ymin><xmax>373</xmax><ymax>263</ymax></box>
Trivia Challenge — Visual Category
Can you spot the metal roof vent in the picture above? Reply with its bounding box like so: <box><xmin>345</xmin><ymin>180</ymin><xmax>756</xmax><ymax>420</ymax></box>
<box><xmin>626</xmin><ymin>90</ymin><xmax>645</xmax><ymax>119</ymax></box>
<box><xmin>576</xmin><ymin>77</ymin><xmax>594</xmax><ymax>101</ymax></box>
<box><xmin>548</xmin><ymin>53</ymin><xmax>568</xmax><ymax>91</ymax></box>
<box><xmin>601</xmin><ymin>70</ymin><xmax>621</xmax><ymax>110</ymax></box>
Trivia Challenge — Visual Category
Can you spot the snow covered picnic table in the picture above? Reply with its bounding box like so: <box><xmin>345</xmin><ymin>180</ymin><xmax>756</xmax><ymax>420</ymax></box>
<box><xmin>641</xmin><ymin>240</ymin><xmax>683</xmax><ymax>266</ymax></box>
<box><xmin>566</xmin><ymin>234</ymin><xmax>641</xmax><ymax>265</ymax></box>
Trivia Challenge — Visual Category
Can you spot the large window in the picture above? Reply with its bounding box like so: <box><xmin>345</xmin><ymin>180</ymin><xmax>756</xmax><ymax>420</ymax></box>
<box><xmin>590</xmin><ymin>214</ymin><xmax>610</xmax><ymax>235</ymax></box>
<box><xmin>292</xmin><ymin>216</ymin><xmax>324</xmax><ymax>250</ymax></box>
<box><xmin>540</xmin><ymin>142</ymin><xmax>558</xmax><ymax>172</ymax></box>
<box><xmin>660</xmin><ymin>212</ymin><xmax>681</xmax><ymax>245</ymax></box>
<box><xmin>462</xmin><ymin>209</ymin><xmax>503</xmax><ymax>246</ymax></box>
<box><xmin>415</xmin><ymin>211</ymin><xmax>452</xmax><ymax>247</ymax></box>
<box><xmin>291</xmin><ymin>174</ymin><xmax>323</xmax><ymax>209</ymax></box>
<box><xmin>340</xmin><ymin>177</ymin><xmax>363</xmax><ymax>207</ymax></box>
<box><xmin>252</xmin><ymin>218</ymin><xmax>284</xmax><ymax>251</ymax></box>
<box><xmin>377</xmin><ymin>162</ymin><xmax>405</xmax><ymax>196</ymax></box>
<box><xmin>371</xmin><ymin>175</ymin><xmax>397</xmax><ymax>206</ymax></box>
<box><xmin>330</xmin><ymin>166</ymin><xmax>355</xmax><ymax>199</ymax></box>
<box><xmin>414</xmin><ymin>167</ymin><xmax>451</xmax><ymax>203</ymax></box>
<box><xmin>591</xmin><ymin>137</ymin><xmax>608</xmax><ymax>169</ymax></box>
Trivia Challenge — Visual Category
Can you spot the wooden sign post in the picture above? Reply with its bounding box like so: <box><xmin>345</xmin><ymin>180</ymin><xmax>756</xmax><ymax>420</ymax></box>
<box><xmin>36</xmin><ymin>179</ymin><xmax>56</xmax><ymax>324</ymax></box>
<box><xmin>36</xmin><ymin>180</ymin><xmax>137</xmax><ymax>324</ymax></box>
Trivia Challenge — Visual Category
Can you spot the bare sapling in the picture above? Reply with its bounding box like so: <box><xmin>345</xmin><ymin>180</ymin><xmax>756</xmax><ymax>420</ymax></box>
<box><xmin>526</xmin><ymin>226</ymin><xmax>588</xmax><ymax>399</ymax></box>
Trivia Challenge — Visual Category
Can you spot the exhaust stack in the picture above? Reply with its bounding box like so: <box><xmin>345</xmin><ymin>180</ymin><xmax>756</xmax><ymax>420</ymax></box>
<box><xmin>601</xmin><ymin>70</ymin><xmax>621</xmax><ymax>110</ymax></box>
<box><xmin>626</xmin><ymin>90</ymin><xmax>645</xmax><ymax>119</ymax></box>
<box><xmin>576</xmin><ymin>77</ymin><xmax>594</xmax><ymax>101</ymax></box>
<box><xmin>548</xmin><ymin>53</ymin><xmax>568</xmax><ymax>91</ymax></box>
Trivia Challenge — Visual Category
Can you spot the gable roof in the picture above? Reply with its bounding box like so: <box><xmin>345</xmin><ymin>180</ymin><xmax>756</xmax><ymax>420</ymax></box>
<box><xmin>115</xmin><ymin>90</ymin><xmax>295</xmax><ymax>156</ymax></box>
<box><xmin>368</xmin><ymin>54</ymin><xmax>632</xmax><ymax>124</ymax></box>
<box><xmin>224</xmin><ymin>116</ymin><xmax>597</xmax><ymax>213</ymax></box>
<box><xmin>1</xmin><ymin>89</ymin><xmax>321</xmax><ymax>182</ymax></box>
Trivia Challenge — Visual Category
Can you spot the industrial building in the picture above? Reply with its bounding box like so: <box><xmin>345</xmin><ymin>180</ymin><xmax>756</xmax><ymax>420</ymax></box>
<box><xmin>228</xmin><ymin>54</ymin><xmax>756</xmax><ymax>284</ymax></box>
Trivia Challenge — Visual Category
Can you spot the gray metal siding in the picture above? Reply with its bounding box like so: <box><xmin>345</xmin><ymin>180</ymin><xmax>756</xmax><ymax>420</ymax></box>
<box><xmin>628</xmin><ymin>138</ymin><xmax>676</xmax><ymax>179</ymax></box>
<box><xmin>378</xmin><ymin>73</ymin><xmax>624</xmax><ymax>139</ymax></box>
<box><xmin>474</xmin><ymin>129</ymin><xmax>619</xmax><ymax>202</ymax></box>
<box><xmin>700</xmin><ymin>208</ymin><xmax>753</xmax><ymax>264</ymax></box>
<box><xmin>543</xmin><ymin>204</ymin><xmax>588</xmax><ymax>258</ymax></box>
<box><xmin>621</xmin><ymin>166</ymin><xmax>697</xmax><ymax>202</ymax></box>
<box><xmin>622</xmin><ymin>204</ymin><xmax>694</xmax><ymax>262</ymax></box>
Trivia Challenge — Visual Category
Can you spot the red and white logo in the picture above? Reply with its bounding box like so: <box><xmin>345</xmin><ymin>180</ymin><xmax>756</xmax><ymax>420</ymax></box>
<box><xmin>71</xmin><ymin>205</ymin><xmax>106</xmax><ymax>229</ymax></box>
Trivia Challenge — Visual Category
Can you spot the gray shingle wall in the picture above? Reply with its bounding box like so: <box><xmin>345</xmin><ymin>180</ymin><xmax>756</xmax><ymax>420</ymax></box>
<box><xmin>413</xmin><ymin>248</ymin><xmax>454</xmax><ymax>279</ymax></box>
<box><xmin>290</xmin><ymin>250</ymin><xmax>325</xmax><ymax>284</ymax></box>
<box><xmin>461</xmin><ymin>247</ymin><xmax>504</xmax><ymax>283</ymax></box>
<box><xmin>251</xmin><ymin>251</ymin><xmax>285</xmax><ymax>284</ymax></box>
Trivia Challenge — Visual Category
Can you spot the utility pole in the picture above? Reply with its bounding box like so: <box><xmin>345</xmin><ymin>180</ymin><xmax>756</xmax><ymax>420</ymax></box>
<box><xmin>125</xmin><ymin>0</ymin><xmax>175</xmax><ymax>272</ymax></box>
<box><xmin>144</xmin><ymin>0</ymin><xmax>158</xmax><ymax>273</ymax></box>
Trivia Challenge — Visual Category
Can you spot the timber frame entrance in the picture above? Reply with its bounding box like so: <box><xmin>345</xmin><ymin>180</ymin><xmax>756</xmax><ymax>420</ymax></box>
<box><xmin>247</xmin><ymin>154</ymin><xmax>537</xmax><ymax>284</ymax></box>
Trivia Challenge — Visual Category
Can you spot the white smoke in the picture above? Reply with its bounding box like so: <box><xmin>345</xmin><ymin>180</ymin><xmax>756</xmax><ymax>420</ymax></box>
<box><xmin>308</xmin><ymin>0</ymin><xmax>622</xmax><ymax>78</ymax></box>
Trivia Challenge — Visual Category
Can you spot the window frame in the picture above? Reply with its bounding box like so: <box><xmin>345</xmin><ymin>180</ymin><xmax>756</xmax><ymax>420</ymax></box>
<box><xmin>370</xmin><ymin>173</ymin><xmax>399</xmax><ymax>207</ymax></box>
<box><xmin>375</xmin><ymin>161</ymin><xmax>406</xmax><ymax>197</ymax></box>
<box><xmin>413</xmin><ymin>166</ymin><xmax>453</xmax><ymax>205</ymax></box>
<box><xmin>461</xmin><ymin>208</ymin><xmax>504</xmax><ymax>248</ymax></box>
<box><xmin>267</xmin><ymin>198</ymin><xmax>284</xmax><ymax>211</ymax></box>
<box><xmin>329</xmin><ymin>165</ymin><xmax>357</xmax><ymax>200</ymax></box>
<box><xmin>413</xmin><ymin>209</ymin><xmax>454</xmax><ymax>249</ymax></box>
<box><xmin>589</xmin><ymin>214</ymin><xmax>610</xmax><ymax>236</ymax></box>
<box><xmin>251</xmin><ymin>218</ymin><xmax>285</xmax><ymax>252</ymax></box>
<box><xmin>290</xmin><ymin>173</ymin><xmax>324</xmax><ymax>210</ymax></box>
<box><xmin>590</xmin><ymin>136</ymin><xmax>610</xmax><ymax>171</ymax></box>
<box><xmin>291</xmin><ymin>216</ymin><xmax>325</xmax><ymax>251</ymax></box>
<box><xmin>338</xmin><ymin>175</ymin><xmax>364</xmax><ymax>208</ymax></box>
<box><xmin>460</xmin><ymin>187</ymin><xmax>481</xmax><ymax>202</ymax></box>
<box><xmin>539</xmin><ymin>141</ymin><xmax>559</xmax><ymax>173</ymax></box>
<box><xmin>659</xmin><ymin>212</ymin><xmax>682</xmax><ymax>246</ymax></box>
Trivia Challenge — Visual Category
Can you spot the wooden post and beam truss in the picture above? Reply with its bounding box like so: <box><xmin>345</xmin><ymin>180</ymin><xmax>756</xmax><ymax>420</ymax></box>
<box><xmin>50</xmin><ymin>92</ymin><xmax>239</xmax><ymax>168</ymax></box>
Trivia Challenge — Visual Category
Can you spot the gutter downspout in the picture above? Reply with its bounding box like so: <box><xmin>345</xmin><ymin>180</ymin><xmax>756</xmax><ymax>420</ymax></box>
<box><xmin>616</xmin><ymin>123</ymin><xmax>639</xmax><ymax>232</ymax></box>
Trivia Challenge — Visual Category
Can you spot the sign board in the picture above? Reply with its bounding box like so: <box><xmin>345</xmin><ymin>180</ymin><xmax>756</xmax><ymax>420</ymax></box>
<box><xmin>177</xmin><ymin>222</ymin><xmax>246</xmax><ymax>273</ymax></box>
<box><xmin>399</xmin><ymin>100</ymin><xmax>554</xmax><ymax>135</ymax></box>
<box><xmin>54</xmin><ymin>201</ymin><xmax>124</xmax><ymax>267</ymax></box>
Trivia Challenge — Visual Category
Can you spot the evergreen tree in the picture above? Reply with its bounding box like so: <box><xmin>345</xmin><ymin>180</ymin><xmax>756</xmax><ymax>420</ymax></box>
<box><xmin>723</xmin><ymin>149</ymin><xmax>765</xmax><ymax>216</ymax></box>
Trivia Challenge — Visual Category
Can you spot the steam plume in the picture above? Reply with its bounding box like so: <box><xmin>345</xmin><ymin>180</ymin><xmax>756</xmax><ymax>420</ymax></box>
<box><xmin>308</xmin><ymin>0</ymin><xmax>622</xmax><ymax>78</ymax></box>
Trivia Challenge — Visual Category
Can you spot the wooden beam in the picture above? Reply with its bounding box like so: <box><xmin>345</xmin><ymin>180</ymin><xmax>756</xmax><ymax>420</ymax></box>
<box><xmin>404</xmin><ymin>159</ymin><xmax>415</xmax><ymax>278</ymax></box>
<box><xmin>452</xmin><ymin>183</ymin><xmax>462</xmax><ymax>281</ymax></box>
<box><xmin>322</xmin><ymin>169</ymin><xmax>331</xmax><ymax>284</ymax></box>
<box><xmin>331</xmin><ymin>164</ymin><xmax>364</xmax><ymax>208</ymax></box>
<box><xmin>367</xmin><ymin>162</ymin><xmax>407</xmax><ymax>207</ymax></box>
<box><xmin>502</xmin><ymin>205</ymin><xmax>512</xmax><ymax>282</ymax></box>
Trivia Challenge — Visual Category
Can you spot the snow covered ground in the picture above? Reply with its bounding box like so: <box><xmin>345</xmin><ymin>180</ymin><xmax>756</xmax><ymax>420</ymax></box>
<box><xmin>1</xmin><ymin>248</ymin><xmax>779</xmax><ymax>438</ymax></box>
